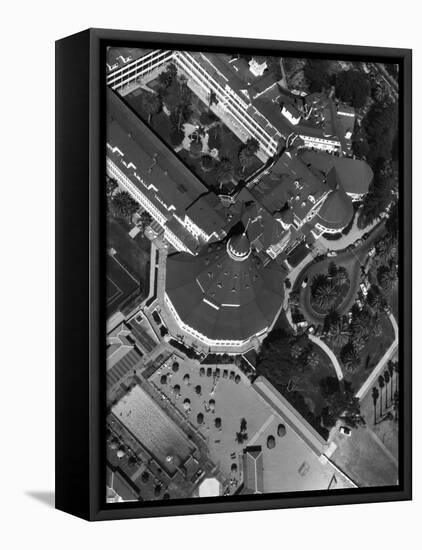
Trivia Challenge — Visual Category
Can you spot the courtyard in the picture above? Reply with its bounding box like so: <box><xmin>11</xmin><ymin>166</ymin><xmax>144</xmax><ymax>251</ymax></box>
<box><xmin>148</xmin><ymin>357</ymin><xmax>354</xmax><ymax>494</ymax></box>
<box><xmin>125</xmin><ymin>71</ymin><xmax>263</xmax><ymax>194</ymax></box>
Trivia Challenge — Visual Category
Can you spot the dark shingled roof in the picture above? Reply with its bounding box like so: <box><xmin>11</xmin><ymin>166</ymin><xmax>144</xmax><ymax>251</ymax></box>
<box><xmin>331</xmin><ymin>159</ymin><xmax>373</xmax><ymax>195</ymax></box>
<box><xmin>242</xmin><ymin>201</ymin><xmax>287</xmax><ymax>252</ymax></box>
<box><xmin>315</xmin><ymin>188</ymin><xmax>354</xmax><ymax>231</ymax></box>
<box><xmin>165</xmin><ymin>240</ymin><xmax>284</xmax><ymax>342</ymax></box>
<box><xmin>299</xmin><ymin>151</ymin><xmax>373</xmax><ymax>196</ymax></box>
<box><xmin>107</xmin><ymin>88</ymin><xmax>226</xmax><ymax>245</ymax></box>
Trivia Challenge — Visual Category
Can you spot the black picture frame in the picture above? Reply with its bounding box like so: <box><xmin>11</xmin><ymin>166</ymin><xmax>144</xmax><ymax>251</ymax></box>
<box><xmin>55</xmin><ymin>28</ymin><xmax>412</xmax><ymax>521</ymax></box>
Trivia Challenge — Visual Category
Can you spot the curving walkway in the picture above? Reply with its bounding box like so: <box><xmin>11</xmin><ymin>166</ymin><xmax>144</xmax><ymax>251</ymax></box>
<box><xmin>355</xmin><ymin>313</ymin><xmax>398</xmax><ymax>400</ymax></box>
<box><xmin>297</xmin><ymin>222</ymin><xmax>388</xmax><ymax>326</ymax></box>
<box><xmin>308</xmin><ymin>334</ymin><xmax>344</xmax><ymax>381</ymax></box>
<box><xmin>299</xmin><ymin>252</ymin><xmax>361</xmax><ymax>325</ymax></box>
<box><xmin>317</xmin><ymin>212</ymin><xmax>380</xmax><ymax>253</ymax></box>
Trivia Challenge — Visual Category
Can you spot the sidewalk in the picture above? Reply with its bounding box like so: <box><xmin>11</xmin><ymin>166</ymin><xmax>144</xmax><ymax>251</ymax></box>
<box><xmin>356</xmin><ymin>314</ymin><xmax>398</xmax><ymax>400</ymax></box>
<box><xmin>308</xmin><ymin>334</ymin><xmax>344</xmax><ymax>381</ymax></box>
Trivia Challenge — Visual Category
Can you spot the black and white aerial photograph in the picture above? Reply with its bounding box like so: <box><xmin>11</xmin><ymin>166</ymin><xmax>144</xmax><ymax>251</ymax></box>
<box><xmin>105</xmin><ymin>47</ymin><xmax>400</xmax><ymax>503</ymax></box>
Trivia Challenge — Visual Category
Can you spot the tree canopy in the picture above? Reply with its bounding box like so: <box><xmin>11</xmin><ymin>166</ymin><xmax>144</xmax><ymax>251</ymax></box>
<box><xmin>303</xmin><ymin>59</ymin><xmax>332</xmax><ymax>92</ymax></box>
<box><xmin>255</xmin><ymin>329</ymin><xmax>299</xmax><ymax>388</ymax></box>
<box><xmin>109</xmin><ymin>190</ymin><xmax>139</xmax><ymax>220</ymax></box>
<box><xmin>358</xmin><ymin>100</ymin><xmax>398</xmax><ymax>167</ymax></box>
<box><xmin>358</xmin><ymin>160</ymin><xmax>398</xmax><ymax>228</ymax></box>
<box><xmin>321</xmin><ymin>381</ymin><xmax>363</xmax><ymax>429</ymax></box>
<box><xmin>335</xmin><ymin>70</ymin><xmax>370</xmax><ymax>108</ymax></box>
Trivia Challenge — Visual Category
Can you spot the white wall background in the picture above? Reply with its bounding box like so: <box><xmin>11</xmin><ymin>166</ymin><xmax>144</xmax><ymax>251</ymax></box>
<box><xmin>0</xmin><ymin>0</ymin><xmax>419</xmax><ymax>547</ymax></box>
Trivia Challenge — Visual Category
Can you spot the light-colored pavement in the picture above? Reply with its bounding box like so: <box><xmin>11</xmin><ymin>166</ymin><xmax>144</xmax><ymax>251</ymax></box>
<box><xmin>316</xmin><ymin>212</ymin><xmax>380</xmax><ymax>253</ymax></box>
<box><xmin>356</xmin><ymin>314</ymin><xmax>398</xmax><ymax>400</ymax></box>
<box><xmin>308</xmin><ymin>334</ymin><xmax>344</xmax><ymax>381</ymax></box>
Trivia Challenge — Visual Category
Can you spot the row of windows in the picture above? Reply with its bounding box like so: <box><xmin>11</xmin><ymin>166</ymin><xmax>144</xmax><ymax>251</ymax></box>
<box><xmin>107</xmin><ymin>50</ymin><xmax>175</xmax><ymax>89</ymax></box>
<box><xmin>106</xmin><ymin>158</ymin><xmax>191</xmax><ymax>253</ymax></box>
<box><xmin>164</xmin><ymin>294</ymin><xmax>251</xmax><ymax>348</ymax></box>
<box><xmin>175</xmin><ymin>52</ymin><xmax>279</xmax><ymax>156</ymax></box>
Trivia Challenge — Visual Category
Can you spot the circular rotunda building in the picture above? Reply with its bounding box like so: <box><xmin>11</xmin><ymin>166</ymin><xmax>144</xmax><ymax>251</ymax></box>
<box><xmin>164</xmin><ymin>231</ymin><xmax>285</xmax><ymax>349</ymax></box>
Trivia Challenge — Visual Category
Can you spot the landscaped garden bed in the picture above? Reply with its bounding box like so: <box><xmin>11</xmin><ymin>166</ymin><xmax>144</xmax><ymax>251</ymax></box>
<box><xmin>309</xmin><ymin>263</ymin><xmax>351</xmax><ymax>315</ymax></box>
<box><xmin>125</xmin><ymin>63</ymin><xmax>263</xmax><ymax>194</ymax></box>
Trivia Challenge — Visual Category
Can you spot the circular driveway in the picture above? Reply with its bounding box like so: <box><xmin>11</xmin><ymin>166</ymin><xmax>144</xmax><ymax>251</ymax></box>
<box><xmin>296</xmin><ymin>223</ymin><xmax>386</xmax><ymax>325</ymax></box>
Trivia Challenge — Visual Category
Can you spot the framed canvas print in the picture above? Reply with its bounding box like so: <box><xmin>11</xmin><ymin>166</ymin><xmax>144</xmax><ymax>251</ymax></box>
<box><xmin>55</xmin><ymin>28</ymin><xmax>412</xmax><ymax>521</ymax></box>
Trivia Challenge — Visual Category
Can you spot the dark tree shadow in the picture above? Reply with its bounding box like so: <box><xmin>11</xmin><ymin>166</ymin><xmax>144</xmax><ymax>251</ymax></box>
<box><xmin>25</xmin><ymin>491</ymin><xmax>55</xmax><ymax>508</ymax></box>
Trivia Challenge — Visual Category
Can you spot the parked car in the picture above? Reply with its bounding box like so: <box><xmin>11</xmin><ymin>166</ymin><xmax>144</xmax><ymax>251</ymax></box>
<box><xmin>339</xmin><ymin>426</ymin><xmax>352</xmax><ymax>437</ymax></box>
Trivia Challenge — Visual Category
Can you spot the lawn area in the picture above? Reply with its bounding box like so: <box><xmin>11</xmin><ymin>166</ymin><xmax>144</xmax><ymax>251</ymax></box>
<box><xmin>390</xmin><ymin>286</ymin><xmax>399</xmax><ymax>320</ymax></box>
<box><xmin>298</xmin><ymin>252</ymin><xmax>361</xmax><ymax>326</ymax></box>
<box><xmin>324</xmin><ymin>314</ymin><xmax>395</xmax><ymax>393</ymax></box>
<box><xmin>310</xmin><ymin>279</ymin><xmax>350</xmax><ymax>316</ymax></box>
<box><xmin>293</xmin><ymin>346</ymin><xmax>337</xmax><ymax>417</ymax></box>
<box><xmin>330</xmin><ymin>371</ymin><xmax>399</xmax><ymax>487</ymax></box>
<box><xmin>348</xmin><ymin>315</ymin><xmax>395</xmax><ymax>390</ymax></box>
<box><xmin>330</xmin><ymin>422</ymin><xmax>398</xmax><ymax>487</ymax></box>
<box><xmin>279</xmin><ymin>342</ymin><xmax>339</xmax><ymax>441</ymax></box>
<box><xmin>256</xmin><ymin>327</ymin><xmax>339</xmax><ymax>440</ymax></box>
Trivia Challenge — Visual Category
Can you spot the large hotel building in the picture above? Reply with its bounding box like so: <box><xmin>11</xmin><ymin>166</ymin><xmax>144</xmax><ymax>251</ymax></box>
<box><xmin>106</xmin><ymin>48</ymin><xmax>373</xmax><ymax>349</ymax></box>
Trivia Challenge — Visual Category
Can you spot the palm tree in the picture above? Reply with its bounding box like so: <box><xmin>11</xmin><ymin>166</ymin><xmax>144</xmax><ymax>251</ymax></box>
<box><xmin>244</xmin><ymin>137</ymin><xmax>259</xmax><ymax>156</ymax></box>
<box><xmin>314</xmin><ymin>280</ymin><xmax>337</xmax><ymax>310</ymax></box>
<box><xmin>388</xmin><ymin>361</ymin><xmax>395</xmax><ymax>402</ymax></box>
<box><xmin>351</xmin><ymin>333</ymin><xmax>368</xmax><ymax>352</ymax></box>
<box><xmin>216</xmin><ymin>158</ymin><xmax>234</xmax><ymax>188</ymax></box>
<box><xmin>351</xmin><ymin>308</ymin><xmax>371</xmax><ymax>339</ymax></box>
<box><xmin>328</xmin><ymin>261</ymin><xmax>338</xmax><ymax>279</ymax></box>
<box><xmin>239</xmin><ymin>147</ymin><xmax>254</xmax><ymax>173</ymax></box>
<box><xmin>157</xmin><ymin>62</ymin><xmax>177</xmax><ymax>89</ymax></box>
<box><xmin>327</xmin><ymin>316</ymin><xmax>351</xmax><ymax>348</ymax></box>
<box><xmin>235</xmin><ymin>431</ymin><xmax>244</xmax><ymax>444</ymax></box>
<box><xmin>378</xmin><ymin>264</ymin><xmax>398</xmax><ymax>292</ymax></box>
<box><xmin>341</xmin><ymin>343</ymin><xmax>361</xmax><ymax>373</ymax></box>
<box><xmin>111</xmin><ymin>190</ymin><xmax>139</xmax><ymax>220</ymax></box>
<box><xmin>305</xmin><ymin>350</ymin><xmax>319</xmax><ymax>369</ymax></box>
<box><xmin>378</xmin><ymin>375</ymin><xmax>385</xmax><ymax>417</ymax></box>
<box><xmin>384</xmin><ymin>370</ymin><xmax>391</xmax><ymax>408</ymax></box>
<box><xmin>376</xmin><ymin>235</ymin><xmax>398</xmax><ymax>263</ymax></box>
<box><xmin>392</xmin><ymin>361</ymin><xmax>399</xmax><ymax>397</ymax></box>
<box><xmin>367</xmin><ymin>285</ymin><xmax>383</xmax><ymax>311</ymax></box>
<box><xmin>323</xmin><ymin>308</ymin><xmax>340</xmax><ymax>334</ymax></box>
<box><xmin>200</xmin><ymin>154</ymin><xmax>214</xmax><ymax>172</ymax></box>
<box><xmin>139</xmin><ymin>211</ymin><xmax>152</xmax><ymax>232</ymax></box>
<box><xmin>106</xmin><ymin>177</ymin><xmax>118</xmax><ymax>199</ymax></box>
<box><xmin>311</xmin><ymin>273</ymin><xmax>329</xmax><ymax>292</ymax></box>
<box><xmin>141</xmin><ymin>92</ymin><xmax>161</xmax><ymax>122</ymax></box>
<box><xmin>393</xmin><ymin>390</ymin><xmax>399</xmax><ymax>422</ymax></box>
<box><xmin>372</xmin><ymin>313</ymin><xmax>383</xmax><ymax>337</ymax></box>
<box><xmin>290</xmin><ymin>341</ymin><xmax>303</xmax><ymax>360</ymax></box>
<box><xmin>371</xmin><ymin>387</ymin><xmax>379</xmax><ymax>425</ymax></box>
